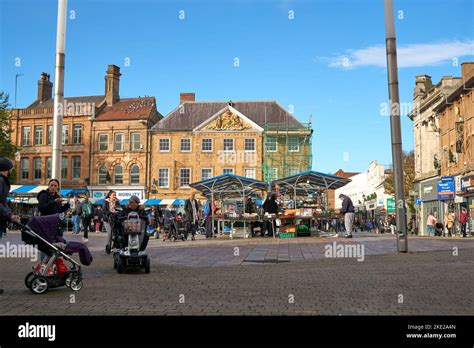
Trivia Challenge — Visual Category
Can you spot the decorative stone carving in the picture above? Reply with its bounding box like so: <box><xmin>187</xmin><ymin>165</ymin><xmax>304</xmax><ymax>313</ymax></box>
<box><xmin>203</xmin><ymin>110</ymin><xmax>251</xmax><ymax>131</ymax></box>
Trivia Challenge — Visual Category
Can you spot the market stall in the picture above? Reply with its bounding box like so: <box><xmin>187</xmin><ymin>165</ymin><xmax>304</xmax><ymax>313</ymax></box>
<box><xmin>271</xmin><ymin>170</ymin><xmax>351</xmax><ymax>238</ymax></box>
<box><xmin>190</xmin><ymin>174</ymin><xmax>268</xmax><ymax>238</ymax></box>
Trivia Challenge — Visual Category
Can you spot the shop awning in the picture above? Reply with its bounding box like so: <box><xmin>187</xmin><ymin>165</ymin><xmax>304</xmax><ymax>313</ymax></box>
<box><xmin>160</xmin><ymin>199</ymin><xmax>175</xmax><ymax>206</ymax></box>
<box><xmin>271</xmin><ymin>170</ymin><xmax>351</xmax><ymax>194</ymax></box>
<box><xmin>9</xmin><ymin>185</ymin><xmax>87</xmax><ymax>197</ymax></box>
<box><xmin>190</xmin><ymin>174</ymin><xmax>268</xmax><ymax>199</ymax></box>
<box><xmin>173</xmin><ymin>199</ymin><xmax>185</xmax><ymax>206</ymax></box>
<box><xmin>93</xmin><ymin>199</ymin><xmax>104</xmax><ymax>205</ymax></box>
<box><xmin>144</xmin><ymin>199</ymin><xmax>162</xmax><ymax>205</ymax></box>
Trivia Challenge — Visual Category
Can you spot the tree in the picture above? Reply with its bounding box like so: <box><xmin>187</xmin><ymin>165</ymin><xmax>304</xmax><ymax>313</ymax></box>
<box><xmin>383</xmin><ymin>151</ymin><xmax>415</xmax><ymax>213</ymax></box>
<box><xmin>0</xmin><ymin>91</ymin><xmax>18</xmax><ymax>182</ymax></box>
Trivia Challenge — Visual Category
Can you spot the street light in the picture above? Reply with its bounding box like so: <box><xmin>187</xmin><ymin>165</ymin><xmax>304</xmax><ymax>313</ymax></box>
<box><xmin>14</xmin><ymin>74</ymin><xmax>24</xmax><ymax>109</ymax></box>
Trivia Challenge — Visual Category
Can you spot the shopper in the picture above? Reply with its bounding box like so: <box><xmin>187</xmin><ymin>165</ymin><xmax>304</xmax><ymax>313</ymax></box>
<box><xmin>262</xmin><ymin>193</ymin><xmax>279</xmax><ymax>237</ymax></box>
<box><xmin>80</xmin><ymin>194</ymin><xmax>94</xmax><ymax>242</ymax></box>
<box><xmin>184</xmin><ymin>192</ymin><xmax>200</xmax><ymax>241</ymax></box>
<box><xmin>70</xmin><ymin>196</ymin><xmax>81</xmax><ymax>234</ymax></box>
<box><xmin>444</xmin><ymin>211</ymin><xmax>454</xmax><ymax>237</ymax></box>
<box><xmin>426</xmin><ymin>212</ymin><xmax>436</xmax><ymax>236</ymax></box>
<box><xmin>339</xmin><ymin>194</ymin><xmax>355</xmax><ymax>238</ymax></box>
<box><xmin>389</xmin><ymin>215</ymin><xmax>396</xmax><ymax>235</ymax></box>
<box><xmin>103</xmin><ymin>190</ymin><xmax>121</xmax><ymax>252</ymax></box>
<box><xmin>0</xmin><ymin>158</ymin><xmax>18</xmax><ymax>295</ymax></box>
<box><xmin>460</xmin><ymin>207</ymin><xmax>468</xmax><ymax>238</ymax></box>
<box><xmin>245</xmin><ymin>195</ymin><xmax>257</xmax><ymax>237</ymax></box>
<box><xmin>37</xmin><ymin>179</ymin><xmax>70</xmax><ymax>236</ymax></box>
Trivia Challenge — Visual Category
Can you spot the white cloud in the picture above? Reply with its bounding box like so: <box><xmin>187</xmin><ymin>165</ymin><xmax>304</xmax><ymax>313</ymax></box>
<box><xmin>321</xmin><ymin>40</ymin><xmax>474</xmax><ymax>69</ymax></box>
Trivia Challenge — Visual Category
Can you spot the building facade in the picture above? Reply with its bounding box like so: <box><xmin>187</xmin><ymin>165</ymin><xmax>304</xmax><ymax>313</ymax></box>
<box><xmin>149</xmin><ymin>94</ymin><xmax>312</xmax><ymax>199</ymax></box>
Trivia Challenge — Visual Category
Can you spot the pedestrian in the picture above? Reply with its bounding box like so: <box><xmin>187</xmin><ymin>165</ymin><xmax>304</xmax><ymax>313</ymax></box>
<box><xmin>426</xmin><ymin>212</ymin><xmax>437</xmax><ymax>236</ymax></box>
<box><xmin>245</xmin><ymin>195</ymin><xmax>256</xmax><ymax>237</ymax></box>
<box><xmin>184</xmin><ymin>192</ymin><xmax>200</xmax><ymax>241</ymax></box>
<box><xmin>262</xmin><ymin>193</ymin><xmax>279</xmax><ymax>237</ymax></box>
<box><xmin>80</xmin><ymin>193</ymin><xmax>94</xmax><ymax>243</ymax></box>
<box><xmin>338</xmin><ymin>194</ymin><xmax>355</xmax><ymax>238</ymax></box>
<box><xmin>70</xmin><ymin>195</ymin><xmax>81</xmax><ymax>234</ymax></box>
<box><xmin>0</xmin><ymin>157</ymin><xmax>19</xmax><ymax>295</ymax></box>
<box><xmin>389</xmin><ymin>214</ymin><xmax>396</xmax><ymax>234</ymax></box>
<box><xmin>122</xmin><ymin>195</ymin><xmax>149</xmax><ymax>251</ymax></box>
<box><xmin>459</xmin><ymin>207</ymin><xmax>468</xmax><ymax>238</ymax></box>
<box><xmin>94</xmin><ymin>206</ymin><xmax>102</xmax><ymax>232</ymax></box>
<box><xmin>102</xmin><ymin>190</ymin><xmax>121</xmax><ymax>252</ymax></box>
<box><xmin>37</xmin><ymin>179</ymin><xmax>70</xmax><ymax>236</ymax></box>
<box><xmin>444</xmin><ymin>211</ymin><xmax>454</xmax><ymax>237</ymax></box>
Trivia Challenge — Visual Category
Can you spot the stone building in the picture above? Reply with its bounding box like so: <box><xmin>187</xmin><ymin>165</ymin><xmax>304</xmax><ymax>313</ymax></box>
<box><xmin>149</xmin><ymin>94</ymin><xmax>312</xmax><ymax>199</ymax></box>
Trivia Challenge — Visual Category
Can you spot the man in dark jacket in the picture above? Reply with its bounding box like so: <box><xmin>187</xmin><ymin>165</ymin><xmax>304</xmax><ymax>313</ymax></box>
<box><xmin>262</xmin><ymin>193</ymin><xmax>279</xmax><ymax>237</ymax></box>
<box><xmin>184</xmin><ymin>192</ymin><xmax>200</xmax><ymax>241</ymax></box>
<box><xmin>0</xmin><ymin>157</ymin><xmax>18</xmax><ymax>295</ymax></box>
<box><xmin>121</xmin><ymin>195</ymin><xmax>149</xmax><ymax>251</ymax></box>
<box><xmin>339</xmin><ymin>194</ymin><xmax>355</xmax><ymax>238</ymax></box>
<box><xmin>245</xmin><ymin>195</ymin><xmax>257</xmax><ymax>237</ymax></box>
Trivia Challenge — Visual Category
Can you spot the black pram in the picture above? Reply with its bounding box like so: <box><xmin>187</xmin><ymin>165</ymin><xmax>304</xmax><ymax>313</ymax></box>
<box><xmin>14</xmin><ymin>214</ymin><xmax>92</xmax><ymax>295</ymax></box>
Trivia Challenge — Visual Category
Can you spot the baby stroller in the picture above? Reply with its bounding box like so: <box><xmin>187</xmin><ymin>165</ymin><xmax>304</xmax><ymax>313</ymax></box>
<box><xmin>434</xmin><ymin>222</ymin><xmax>444</xmax><ymax>236</ymax></box>
<box><xmin>168</xmin><ymin>216</ymin><xmax>187</xmax><ymax>242</ymax></box>
<box><xmin>113</xmin><ymin>210</ymin><xmax>151</xmax><ymax>274</ymax></box>
<box><xmin>13</xmin><ymin>214</ymin><xmax>93</xmax><ymax>295</ymax></box>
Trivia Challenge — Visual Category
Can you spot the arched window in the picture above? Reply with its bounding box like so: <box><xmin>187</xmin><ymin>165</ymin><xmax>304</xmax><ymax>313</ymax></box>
<box><xmin>114</xmin><ymin>165</ymin><xmax>123</xmax><ymax>185</ymax></box>
<box><xmin>130</xmin><ymin>164</ymin><xmax>140</xmax><ymax>184</ymax></box>
<box><xmin>98</xmin><ymin>165</ymin><xmax>108</xmax><ymax>184</ymax></box>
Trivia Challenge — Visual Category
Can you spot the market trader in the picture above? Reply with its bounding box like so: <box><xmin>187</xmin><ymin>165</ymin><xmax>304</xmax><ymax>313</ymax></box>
<box><xmin>339</xmin><ymin>193</ymin><xmax>355</xmax><ymax>238</ymax></box>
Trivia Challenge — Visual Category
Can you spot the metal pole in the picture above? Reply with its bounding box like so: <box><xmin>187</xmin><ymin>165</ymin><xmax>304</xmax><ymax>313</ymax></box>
<box><xmin>52</xmin><ymin>0</ymin><xmax>67</xmax><ymax>181</ymax></box>
<box><xmin>384</xmin><ymin>0</ymin><xmax>408</xmax><ymax>252</ymax></box>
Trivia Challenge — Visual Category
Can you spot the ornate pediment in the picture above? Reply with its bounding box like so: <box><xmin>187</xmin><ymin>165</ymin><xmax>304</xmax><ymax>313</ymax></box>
<box><xmin>202</xmin><ymin>110</ymin><xmax>252</xmax><ymax>131</ymax></box>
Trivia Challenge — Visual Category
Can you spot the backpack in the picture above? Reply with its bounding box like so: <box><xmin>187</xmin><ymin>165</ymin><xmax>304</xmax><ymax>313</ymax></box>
<box><xmin>82</xmin><ymin>202</ymin><xmax>93</xmax><ymax>218</ymax></box>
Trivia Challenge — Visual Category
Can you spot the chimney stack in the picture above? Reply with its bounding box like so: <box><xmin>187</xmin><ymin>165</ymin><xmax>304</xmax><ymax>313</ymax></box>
<box><xmin>37</xmin><ymin>72</ymin><xmax>52</xmax><ymax>102</ymax></box>
<box><xmin>105</xmin><ymin>64</ymin><xmax>121</xmax><ymax>106</ymax></box>
<box><xmin>461</xmin><ymin>62</ymin><xmax>474</xmax><ymax>80</ymax></box>
<box><xmin>413</xmin><ymin>75</ymin><xmax>432</xmax><ymax>100</ymax></box>
<box><xmin>180</xmin><ymin>92</ymin><xmax>195</xmax><ymax>104</ymax></box>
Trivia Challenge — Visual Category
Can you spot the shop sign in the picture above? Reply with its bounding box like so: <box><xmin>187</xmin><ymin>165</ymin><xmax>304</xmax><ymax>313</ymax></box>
<box><xmin>92</xmin><ymin>190</ymin><xmax>144</xmax><ymax>200</ymax></box>
<box><xmin>461</xmin><ymin>175</ymin><xmax>474</xmax><ymax>193</ymax></box>
<box><xmin>437</xmin><ymin>176</ymin><xmax>454</xmax><ymax>200</ymax></box>
<box><xmin>421</xmin><ymin>177</ymin><xmax>439</xmax><ymax>201</ymax></box>
<box><xmin>387</xmin><ymin>198</ymin><xmax>396</xmax><ymax>212</ymax></box>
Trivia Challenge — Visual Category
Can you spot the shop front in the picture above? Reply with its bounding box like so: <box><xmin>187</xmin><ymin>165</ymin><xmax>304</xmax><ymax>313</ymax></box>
<box><xmin>459</xmin><ymin>174</ymin><xmax>474</xmax><ymax>233</ymax></box>
<box><xmin>420</xmin><ymin>177</ymin><xmax>443</xmax><ymax>236</ymax></box>
<box><xmin>88</xmin><ymin>186</ymin><xmax>146</xmax><ymax>205</ymax></box>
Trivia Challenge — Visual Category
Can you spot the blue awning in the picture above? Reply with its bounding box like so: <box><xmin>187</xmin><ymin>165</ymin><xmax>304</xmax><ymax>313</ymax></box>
<box><xmin>121</xmin><ymin>199</ymin><xmax>129</xmax><ymax>205</ymax></box>
<box><xmin>173</xmin><ymin>199</ymin><xmax>185</xmax><ymax>206</ymax></box>
<box><xmin>144</xmin><ymin>199</ymin><xmax>162</xmax><ymax>205</ymax></box>
<box><xmin>94</xmin><ymin>199</ymin><xmax>104</xmax><ymax>205</ymax></box>
<box><xmin>60</xmin><ymin>189</ymin><xmax>75</xmax><ymax>197</ymax></box>
<box><xmin>10</xmin><ymin>185</ymin><xmax>37</xmax><ymax>194</ymax></box>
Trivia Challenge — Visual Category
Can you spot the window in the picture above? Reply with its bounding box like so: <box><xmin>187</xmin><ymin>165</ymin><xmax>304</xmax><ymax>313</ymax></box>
<box><xmin>245</xmin><ymin>168</ymin><xmax>256</xmax><ymax>179</ymax></box>
<box><xmin>202</xmin><ymin>139</ymin><xmax>213</xmax><ymax>152</ymax></box>
<box><xmin>99</xmin><ymin>134</ymin><xmax>108</xmax><ymax>151</ymax></box>
<box><xmin>201</xmin><ymin>168</ymin><xmax>213</xmax><ymax>180</ymax></box>
<box><xmin>21</xmin><ymin>127</ymin><xmax>30</xmax><ymax>146</ymax></box>
<box><xmin>245</xmin><ymin>138</ymin><xmax>256</xmax><ymax>152</ymax></box>
<box><xmin>181</xmin><ymin>138</ymin><xmax>191</xmax><ymax>152</ymax></box>
<box><xmin>180</xmin><ymin>168</ymin><xmax>191</xmax><ymax>187</ymax></box>
<box><xmin>288</xmin><ymin>167</ymin><xmax>300</xmax><ymax>176</ymax></box>
<box><xmin>114</xmin><ymin>165</ymin><xmax>123</xmax><ymax>184</ymax></box>
<box><xmin>47</xmin><ymin>125</ymin><xmax>53</xmax><ymax>145</ymax></box>
<box><xmin>159</xmin><ymin>138</ymin><xmax>170</xmax><ymax>152</ymax></box>
<box><xmin>72</xmin><ymin>156</ymin><xmax>81</xmax><ymax>179</ymax></box>
<box><xmin>34</xmin><ymin>126</ymin><xmax>43</xmax><ymax>146</ymax></box>
<box><xmin>62</xmin><ymin>125</ymin><xmax>69</xmax><ymax>145</ymax></box>
<box><xmin>33</xmin><ymin>158</ymin><xmax>42</xmax><ymax>179</ymax></box>
<box><xmin>61</xmin><ymin>157</ymin><xmax>68</xmax><ymax>179</ymax></box>
<box><xmin>46</xmin><ymin>157</ymin><xmax>52</xmax><ymax>179</ymax></box>
<box><xmin>20</xmin><ymin>158</ymin><xmax>29</xmax><ymax>179</ymax></box>
<box><xmin>130</xmin><ymin>165</ymin><xmax>140</xmax><ymax>184</ymax></box>
<box><xmin>98</xmin><ymin>165</ymin><xmax>108</xmax><ymax>184</ymax></box>
<box><xmin>288</xmin><ymin>138</ymin><xmax>299</xmax><ymax>152</ymax></box>
<box><xmin>223</xmin><ymin>139</ymin><xmax>234</xmax><ymax>152</ymax></box>
<box><xmin>158</xmin><ymin>168</ymin><xmax>169</xmax><ymax>188</ymax></box>
<box><xmin>73</xmin><ymin>124</ymin><xmax>83</xmax><ymax>144</ymax></box>
<box><xmin>114</xmin><ymin>133</ymin><xmax>124</xmax><ymax>151</ymax></box>
<box><xmin>130</xmin><ymin>133</ymin><xmax>141</xmax><ymax>151</ymax></box>
<box><xmin>267</xmin><ymin>168</ymin><xmax>278</xmax><ymax>181</ymax></box>
<box><xmin>223</xmin><ymin>168</ymin><xmax>234</xmax><ymax>174</ymax></box>
<box><xmin>265</xmin><ymin>138</ymin><xmax>277</xmax><ymax>152</ymax></box>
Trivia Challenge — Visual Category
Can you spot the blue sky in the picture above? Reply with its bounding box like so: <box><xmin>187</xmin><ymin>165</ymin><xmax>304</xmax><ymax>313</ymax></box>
<box><xmin>1</xmin><ymin>0</ymin><xmax>473</xmax><ymax>174</ymax></box>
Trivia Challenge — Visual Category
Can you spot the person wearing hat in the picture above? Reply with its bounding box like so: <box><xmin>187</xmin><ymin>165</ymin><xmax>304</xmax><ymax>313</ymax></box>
<box><xmin>0</xmin><ymin>157</ymin><xmax>18</xmax><ymax>295</ymax></box>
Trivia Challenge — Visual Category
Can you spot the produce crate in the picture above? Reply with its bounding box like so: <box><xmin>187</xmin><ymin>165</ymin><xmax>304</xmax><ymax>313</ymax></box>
<box><xmin>280</xmin><ymin>225</ymin><xmax>296</xmax><ymax>233</ymax></box>
<box><xmin>279</xmin><ymin>232</ymin><xmax>296</xmax><ymax>238</ymax></box>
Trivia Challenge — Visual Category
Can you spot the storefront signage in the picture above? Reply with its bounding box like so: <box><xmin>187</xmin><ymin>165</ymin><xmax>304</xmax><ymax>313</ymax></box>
<box><xmin>421</xmin><ymin>178</ymin><xmax>439</xmax><ymax>202</ymax></box>
<box><xmin>387</xmin><ymin>198</ymin><xmax>395</xmax><ymax>212</ymax></box>
<box><xmin>91</xmin><ymin>190</ymin><xmax>144</xmax><ymax>200</ymax></box>
<box><xmin>437</xmin><ymin>176</ymin><xmax>454</xmax><ymax>200</ymax></box>
<box><xmin>461</xmin><ymin>175</ymin><xmax>474</xmax><ymax>194</ymax></box>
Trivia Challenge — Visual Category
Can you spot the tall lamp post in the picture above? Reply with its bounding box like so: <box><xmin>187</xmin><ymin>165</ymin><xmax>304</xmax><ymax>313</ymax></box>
<box><xmin>52</xmin><ymin>0</ymin><xmax>67</xmax><ymax>181</ymax></box>
<box><xmin>14</xmin><ymin>73</ymin><xmax>24</xmax><ymax>109</ymax></box>
<box><xmin>384</xmin><ymin>0</ymin><xmax>408</xmax><ymax>252</ymax></box>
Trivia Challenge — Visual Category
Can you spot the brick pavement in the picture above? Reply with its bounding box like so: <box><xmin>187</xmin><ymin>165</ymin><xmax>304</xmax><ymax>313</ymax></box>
<box><xmin>0</xmin><ymin>231</ymin><xmax>473</xmax><ymax>315</ymax></box>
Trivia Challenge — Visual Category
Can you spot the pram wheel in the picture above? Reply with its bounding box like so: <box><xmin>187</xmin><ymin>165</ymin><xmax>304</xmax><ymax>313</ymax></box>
<box><xmin>144</xmin><ymin>258</ymin><xmax>150</xmax><ymax>274</ymax></box>
<box><xmin>70</xmin><ymin>278</ymin><xmax>83</xmax><ymax>291</ymax></box>
<box><xmin>105</xmin><ymin>244</ymin><xmax>111</xmax><ymax>254</ymax></box>
<box><xmin>117</xmin><ymin>260</ymin><xmax>124</xmax><ymax>274</ymax></box>
<box><xmin>30</xmin><ymin>276</ymin><xmax>49</xmax><ymax>295</ymax></box>
<box><xmin>24</xmin><ymin>272</ymin><xmax>35</xmax><ymax>289</ymax></box>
